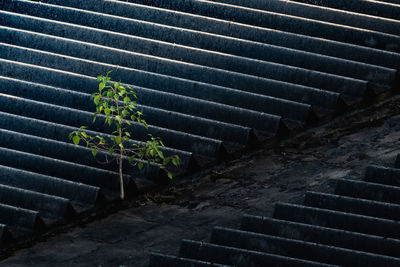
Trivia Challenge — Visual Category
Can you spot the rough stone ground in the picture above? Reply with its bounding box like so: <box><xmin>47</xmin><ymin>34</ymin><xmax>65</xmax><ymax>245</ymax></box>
<box><xmin>1</xmin><ymin>94</ymin><xmax>400</xmax><ymax>267</ymax></box>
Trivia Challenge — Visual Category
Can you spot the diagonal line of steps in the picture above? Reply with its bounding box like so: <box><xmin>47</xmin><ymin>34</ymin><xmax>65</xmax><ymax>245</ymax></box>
<box><xmin>205</xmin><ymin>0</ymin><xmax>400</xmax><ymax>35</ymax></box>
<box><xmin>0</xmin><ymin>11</ymin><xmax>377</xmax><ymax>95</ymax></box>
<box><xmin>99</xmin><ymin>0</ymin><xmax>400</xmax><ymax>53</ymax></box>
<box><xmin>150</xmin><ymin>155</ymin><xmax>400</xmax><ymax>266</ymax></box>
<box><xmin>0</xmin><ymin>59</ymin><xmax>284</xmax><ymax>138</ymax></box>
<box><xmin>0</xmin><ymin>75</ymin><xmax>254</xmax><ymax>151</ymax></box>
<box><xmin>0</xmin><ymin>42</ymin><xmax>316</xmax><ymax>123</ymax></box>
<box><xmin>1</xmin><ymin>3</ymin><xmax>397</xmax><ymax>93</ymax></box>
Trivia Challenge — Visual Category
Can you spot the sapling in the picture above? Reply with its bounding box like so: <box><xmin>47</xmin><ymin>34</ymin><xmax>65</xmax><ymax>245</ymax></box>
<box><xmin>70</xmin><ymin>72</ymin><xmax>179</xmax><ymax>199</ymax></box>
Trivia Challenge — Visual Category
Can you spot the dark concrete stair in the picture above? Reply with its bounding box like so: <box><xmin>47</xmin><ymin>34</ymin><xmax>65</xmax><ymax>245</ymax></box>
<box><xmin>150</xmin><ymin>155</ymin><xmax>400</xmax><ymax>266</ymax></box>
<box><xmin>0</xmin><ymin>0</ymin><xmax>399</xmax><ymax>250</ymax></box>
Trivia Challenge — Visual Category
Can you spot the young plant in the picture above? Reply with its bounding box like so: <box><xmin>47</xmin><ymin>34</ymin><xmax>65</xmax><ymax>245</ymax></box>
<box><xmin>70</xmin><ymin>72</ymin><xmax>179</xmax><ymax>199</ymax></box>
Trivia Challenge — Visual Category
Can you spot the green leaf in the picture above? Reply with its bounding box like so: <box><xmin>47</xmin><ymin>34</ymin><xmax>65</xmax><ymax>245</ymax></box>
<box><xmin>114</xmin><ymin>94</ymin><xmax>119</xmax><ymax>101</ymax></box>
<box><xmin>122</xmin><ymin>110</ymin><xmax>129</xmax><ymax>117</ymax></box>
<box><xmin>72</xmin><ymin>135</ymin><xmax>81</xmax><ymax>146</ymax></box>
<box><xmin>109</xmin><ymin>147</ymin><xmax>114</xmax><ymax>155</ymax></box>
<box><xmin>142</xmin><ymin>120</ymin><xmax>148</xmax><ymax>129</ymax></box>
<box><xmin>172</xmin><ymin>156</ymin><xmax>180</xmax><ymax>167</ymax></box>
<box><xmin>99</xmin><ymin>82</ymin><xmax>105</xmax><ymax>91</ymax></box>
<box><xmin>128</xmin><ymin>156</ymin><xmax>134</xmax><ymax>164</ymax></box>
<box><xmin>115</xmin><ymin>115</ymin><xmax>122</xmax><ymax>123</ymax></box>
<box><xmin>93</xmin><ymin>95</ymin><xmax>101</xmax><ymax>105</ymax></box>
<box><xmin>92</xmin><ymin>149</ymin><xmax>98</xmax><ymax>157</ymax></box>
<box><xmin>167</xmin><ymin>172</ymin><xmax>173</xmax><ymax>179</ymax></box>
<box><xmin>115</xmin><ymin>135</ymin><xmax>122</xmax><ymax>144</ymax></box>
<box><xmin>138</xmin><ymin>162</ymin><xmax>144</xmax><ymax>170</ymax></box>
<box><xmin>163</xmin><ymin>157</ymin><xmax>170</xmax><ymax>166</ymax></box>
<box><xmin>81</xmin><ymin>132</ymin><xmax>89</xmax><ymax>138</ymax></box>
<box><xmin>104</xmin><ymin>107</ymin><xmax>111</xmax><ymax>116</ymax></box>
<box><xmin>123</xmin><ymin>97</ymin><xmax>130</xmax><ymax>104</ymax></box>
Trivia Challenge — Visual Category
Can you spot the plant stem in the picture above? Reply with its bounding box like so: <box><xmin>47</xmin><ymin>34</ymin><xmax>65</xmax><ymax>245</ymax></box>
<box><xmin>115</xmin><ymin>91</ymin><xmax>124</xmax><ymax>200</ymax></box>
<box><xmin>119</xmin><ymin>143</ymin><xmax>124</xmax><ymax>200</ymax></box>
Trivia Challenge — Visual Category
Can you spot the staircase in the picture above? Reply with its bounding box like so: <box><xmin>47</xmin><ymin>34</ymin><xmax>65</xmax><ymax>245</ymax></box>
<box><xmin>0</xmin><ymin>0</ymin><xmax>399</xmax><ymax>248</ymax></box>
<box><xmin>149</xmin><ymin>155</ymin><xmax>400</xmax><ymax>266</ymax></box>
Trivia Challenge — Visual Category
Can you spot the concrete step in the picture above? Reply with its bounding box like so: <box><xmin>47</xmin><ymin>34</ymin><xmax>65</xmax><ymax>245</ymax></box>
<box><xmin>149</xmin><ymin>253</ymin><xmax>232</xmax><ymax>267</ymax></box>
<box><xmin>273</xmin><ymin>202</ymin><xmax>400</xmax><ymax>238</ymax></box>
<box><xmin>304</xmin><ymin>191</ymin><xmax>400</xmax><ymax>221</ymax></box>
<box><xmin>0</xmin><ymin>203</ymin><xmax>45</xmax><ymax>232</ymax></box>
<box><xmin>240</xmin><ymin>215</ymin><xmax>400</xmax><ymax>258</ymax></box>
<box><xmin>179</xmin><ymin>239</ymin><xmax>335</xmax><ymax>267</ymax></box>
<box><xmin>0</xmin><ymin>184</ymin><xmax>75</xmax><ymax>220</ymax></box>
<box><xmin>334</xmin><ymin>178</ymin><xmax>400</xmax><ymax>205</ymax></box>
<box><xmin>210</xmin><ymin>226</ymin><xmax>400</xmax><ymax>266</ymax></box>
<box><xmin>0</xmin><ymin>163</ymin><xmax>100</xmax><ymax>206</ymax></box>
<box><xmin>290</xmin><ymin>0</ymin><xmax>400</xmax><ymax>20</ymax></box>
<box><xmin>365</xmin><ymin>164</ymin><xmax>400</xmax><ymax>187</ymax></box>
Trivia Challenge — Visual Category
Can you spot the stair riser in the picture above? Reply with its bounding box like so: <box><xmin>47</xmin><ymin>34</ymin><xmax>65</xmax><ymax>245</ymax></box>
<box><xmin>335</xmin><ymin>179</ymin><xmax>400</xmax><ymax>205</ymax></box>
<box><xmin>0</xmin><ymin>204</ymin><xmax>42</xmax><ymax>231</ymax></box>
<box><xmin>0</xmin><ymin>184</ymin><xmax>72</xmax><ymax>219</ymax></box>
<box><xmin>274</xmin><ymin>203</ymin><xmax>400</xmax><ymax>239</ymax></box>
<box><xmin>241</xmin><ymin>215</ymin><xmax>400</xmax><ymax>258</ymax></box>
<box><xmin>304</xmin><ymin>191</ymin><xmax>400</xmax><ymax>221</ymax></box>
<box><xmin>290</xmin><ymin>0</ymin><xmax>400</xmax><ymax>20</ymax></box>
<box><xmin>0</xmin><ymin>164</ymin><xmax>99</xmax><ymax>205</ymax></box>
<box><xmin>365</xmin><ymin>165</ymin><xmax>400</xmax><ymax>187</ymax></box>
